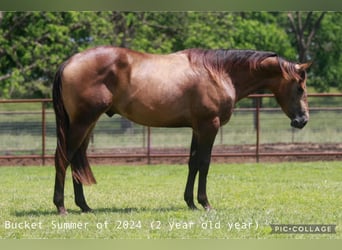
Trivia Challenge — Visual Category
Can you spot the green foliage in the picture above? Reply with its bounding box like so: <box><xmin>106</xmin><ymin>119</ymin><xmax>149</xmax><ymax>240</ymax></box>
<box><xmin>126</xmin><ymin>12</ymin><xmax>180</xmax><ymax>53</ymax></box>
<box><xmin>183</xmin><ymin>12</ymin><xmax>236</xmax><ymax>49</ymax></box>
<box><xmin>0</xmin><ymin>12</ymin><xmax>113</xmax><ymax>98</ymax></box>
<box><xmin>0</xmin><ymin>11</ymin><xmax>340</xmax><ymax>98</ymax></box>
<box><xmin>231</xmin><ymin>15</ymin><xmax>297</xmax><ymax>60</ymax></box>
<box><xmin>311</xmin><ymin>13</ymin><xmax>342</xmax><ymax>91</ymax></box>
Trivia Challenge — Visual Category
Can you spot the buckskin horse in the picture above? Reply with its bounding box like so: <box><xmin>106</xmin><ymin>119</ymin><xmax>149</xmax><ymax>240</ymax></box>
<box><xmin>52</xmin><ymin>46</ymin><xmax>310</xmax><ymax>214</ymax></box>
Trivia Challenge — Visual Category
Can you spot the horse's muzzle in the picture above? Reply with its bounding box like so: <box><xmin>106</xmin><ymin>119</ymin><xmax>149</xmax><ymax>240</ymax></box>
<box><xmin>291</xmin><ymin>116</ymin><xmax>308</xmax><ymax>129</ymax></box>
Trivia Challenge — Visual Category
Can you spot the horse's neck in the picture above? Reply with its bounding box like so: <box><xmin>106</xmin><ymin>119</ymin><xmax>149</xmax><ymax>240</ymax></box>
<box><xmin>230</xmin><ymin>55</ymin><xmax>283</xmax><ymax>102</ymax></box>
<box><xmin>232</xmin><ymin>71</ymin><xmax>276</xmax><ymax>102</ymax></box>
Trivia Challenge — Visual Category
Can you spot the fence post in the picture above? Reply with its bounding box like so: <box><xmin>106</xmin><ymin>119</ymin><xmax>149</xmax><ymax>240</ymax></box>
<box><xmin>147</xmin><ymin>127</ymin><xmax>151</xmax><ymax>164</ymax></box>
<box><xmin>255</xmin><ymin>97</ymin><xmax>260</xmax><ymax>163</ymax></box>
<box><xmin>41</xmin><ymin>101</ymin><xmax>46</xmax><ymax>166</ymax></box>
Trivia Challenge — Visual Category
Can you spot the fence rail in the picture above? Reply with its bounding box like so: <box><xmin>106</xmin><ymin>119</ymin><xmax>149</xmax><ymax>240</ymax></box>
<box><xmin>0</xmin><ymin>94</ymin><xmax>342</xmax><ymax>165</ymax></box>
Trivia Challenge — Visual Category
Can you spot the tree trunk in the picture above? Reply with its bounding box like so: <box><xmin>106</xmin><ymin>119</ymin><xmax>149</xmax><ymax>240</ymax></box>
<box><xmin>287</xmin><ymin>11</ymin><xmax>326</xmax><ymax>62</ymax></box>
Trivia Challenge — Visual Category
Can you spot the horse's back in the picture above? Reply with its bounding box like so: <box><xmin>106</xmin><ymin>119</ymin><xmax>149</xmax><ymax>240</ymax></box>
<box><xmin>63</xmin><ymin>46</ymin><xmax>132</xmax><ymax>80</ymax></box>
<box><xmin>60</xmin><ymin>46</ymin><xmax>192</xmax><ymax>125</ymax></box>
<box><xmin>116</xmin><ymin>50</ymin><xmax>198</xmax><ymax>126</ymax></box>
<box><xmin>60</xmin><ymin>46</ymin><xmax>235</xmax><ymax>128</ymax></box>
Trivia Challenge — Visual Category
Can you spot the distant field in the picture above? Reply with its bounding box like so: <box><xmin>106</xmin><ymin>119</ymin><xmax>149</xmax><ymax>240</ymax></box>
<box><xmin>0</xmin><ymin>162</ymin><xmax>341</xmax><ymax>239</ymax></box>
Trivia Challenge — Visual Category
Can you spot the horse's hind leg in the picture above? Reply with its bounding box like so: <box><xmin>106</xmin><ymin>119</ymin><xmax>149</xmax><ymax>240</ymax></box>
<box><xmin>71</xmin><ymin>131</ymin><xmax>94</xmax><ymax>213</ymax></box>
<box><xmin>54</xmin><ymin>148</ymin><xmax>69</xmax><ymax>215</ymax></box>
<box><xmin>73</xmin><ymin>178</ymin><xmax>91</xmax><ymax>213</ymax></box>
<box><xmin>67</xmin><ymin>121</ymin><xmax>97</xmax><ymax>213</ymax></box>
<box><xmin>54</xmin><ymin>121</ymin><xmax>95</xmax><ymax>214</ymax></box>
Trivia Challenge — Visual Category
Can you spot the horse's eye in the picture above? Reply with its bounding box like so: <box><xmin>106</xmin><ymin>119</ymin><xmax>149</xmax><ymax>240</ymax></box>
<box><xmin>297</xmin><ymin>86</ymin><xmax>304</xmax><ymax>94</ymax></box>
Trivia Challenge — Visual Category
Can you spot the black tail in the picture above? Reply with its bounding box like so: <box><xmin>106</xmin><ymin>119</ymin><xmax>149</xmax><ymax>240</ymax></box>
<box><xmin>52</xmin><ymin>62</ymin><xmax>96</xmax><ymax>185</ymax></box>
<box><xmin>53</xmin><ymin>62</ymin><xmax>69</xmax><ymax>167</ymax></box>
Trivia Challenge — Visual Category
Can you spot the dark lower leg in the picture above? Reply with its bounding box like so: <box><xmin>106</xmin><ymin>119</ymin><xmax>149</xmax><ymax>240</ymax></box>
<box><xmin>54</xmin><ymin>174</ymin><xmax>67</xmax><ymax>215</ymax></box>
<box><xmin>53</xmin><ymin>150</ymin><xmax>68</xmax><ymax>215</ymax></box>
<box><xmin>70</xmin><ymin>135</ymin><xmax>93</xmax><ymax>212</ymax></box>
<box><xmin>195</xmin><ymin>120</ymin><xmax>218</xmax><ymax>211</ymax></box>
<box><xmin>195</xmin><ymin>147</ymin><xmax>212</xmax><ymax>210</ymax></box>
<box><xmin>73</xmin><ymin>177</ymin><xmax>92</xmax><ymax>212</ymax></box>
<box><xmin>197</xmin><ymin>170</ymin><xmax>211</xmax><ymax>211</ymax></box>
<box><xmin>184</xmin><ymin>168</ymin><xmax>198</xmax><ymax>209</ymax></box>
<box><xmin>184</xmin><ymin>133</ymin><xmax>199</xmax><ymax>209</ymax></box>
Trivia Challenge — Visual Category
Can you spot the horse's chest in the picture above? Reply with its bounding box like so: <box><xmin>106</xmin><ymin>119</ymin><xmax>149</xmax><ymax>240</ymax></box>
<box><xmin>218</xmin><ymin>99</ymin><xmax>234</xmax><ymax>125</ymax></box>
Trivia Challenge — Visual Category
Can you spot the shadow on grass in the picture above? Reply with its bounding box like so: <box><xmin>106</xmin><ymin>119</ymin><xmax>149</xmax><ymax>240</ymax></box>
<box><xmin>13</xmin><ymin>210</ymin><xmax>57</xmax><ymax>217</ymax></box>
<box><xmin>94</xmin><ymin>206</ymin><xmax>185</xmax><ymax>214</ymax></box>
<box><xmin>13</xmin><ymin>206</ymin><xmax>185</xmax><ymax>217</ymax></box>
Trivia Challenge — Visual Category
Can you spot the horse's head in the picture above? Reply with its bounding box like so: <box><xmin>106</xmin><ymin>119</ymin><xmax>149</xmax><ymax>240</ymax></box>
<box><xmin>270</xmin><ymin>60</ymin><xmax>311</xmax><ymax>129</ymax></box>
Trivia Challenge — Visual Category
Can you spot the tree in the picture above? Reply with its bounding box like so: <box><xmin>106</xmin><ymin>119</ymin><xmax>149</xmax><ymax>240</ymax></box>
<box><xmin>310</xmin><ymin>12</ymin><xmax>342</xmax><ymax>91</ymax></box>
<box><xmin>110</xmin><ymin>12</ymin><xmax>187</xmax><ymax>53</ymax></box>
<box><xmin>183</xmin><ymin>12</ymin><xmax>296</xmax><ymax>60</ymax></box>
<box><xmin>285</xmin><ymin>12</ymin><xmax>342</xmax><ymax>91</ymax></box>
<box><xmin>1</xmin><ymin>11</ymin><xmax>340</xmax><ymax>98</ymax></box>
<box><xmin>0</xmin><ymin>12</ymin><xmax>188</xmax><ymax>98</ymax></box>
<box><xmin>0</xmin><ymin>12</ymin><xmax>113</xmax><ymax>98</ymax></box>
<box><xmin>287</xmin><ymin>12</ymin><xmax>326</xmax><ymax>63</ymax></box>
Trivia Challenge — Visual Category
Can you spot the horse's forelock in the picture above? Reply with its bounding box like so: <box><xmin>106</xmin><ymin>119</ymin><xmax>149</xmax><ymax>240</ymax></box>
<box><xmin>278</xmin><ymin>57</ymin><xmax>303</xmax><ymax>81</ymax></box>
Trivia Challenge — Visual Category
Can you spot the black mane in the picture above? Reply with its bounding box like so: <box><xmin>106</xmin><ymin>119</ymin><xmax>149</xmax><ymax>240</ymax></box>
<box><xmin>185</xmin><ymin>48</ymin><xmax>301</xmax><ymax>80</ymax></box>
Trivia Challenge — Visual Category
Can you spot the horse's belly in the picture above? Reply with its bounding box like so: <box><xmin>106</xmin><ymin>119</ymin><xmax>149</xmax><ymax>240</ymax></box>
<box><xmin>113</xmin><ymin>100</ymin><xmax>192</xmax><ymax>127</ymax></box>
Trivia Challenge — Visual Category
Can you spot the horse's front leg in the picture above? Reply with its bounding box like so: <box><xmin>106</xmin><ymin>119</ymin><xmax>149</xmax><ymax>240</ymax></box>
<box><xmin>196</xmin><ymin>118</ymin><xmax>219</xmax><ymax>211</ymax></box>
<box><xmin>184</xmin><ymin>132</ymin><xmax>199</xmax><ymax>210</ymax></box>
<box><xmin>196</xmin><ymin>147</ymin><xmax>213</xmax><ymax>211</ymax></box>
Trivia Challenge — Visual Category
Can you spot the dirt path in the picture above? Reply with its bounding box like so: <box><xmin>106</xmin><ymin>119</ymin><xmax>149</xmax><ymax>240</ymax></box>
<box><xmin>1</xmin><ymin>143</ymin><xmax>341</xmax><ymax>166</ymax></box>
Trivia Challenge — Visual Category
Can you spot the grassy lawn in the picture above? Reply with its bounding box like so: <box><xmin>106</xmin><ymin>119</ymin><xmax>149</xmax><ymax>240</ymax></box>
<box><xmin>0</xmin><ymin>162</ymin><xmax>341</xmax><ymax>239</ymax></box>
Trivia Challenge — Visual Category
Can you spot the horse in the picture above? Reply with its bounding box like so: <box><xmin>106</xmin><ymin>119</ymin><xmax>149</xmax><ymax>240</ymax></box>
<box><xmin>52</xmin><ymin>46</ymin><xmax>310</xmax><ymax>215</ymax></box>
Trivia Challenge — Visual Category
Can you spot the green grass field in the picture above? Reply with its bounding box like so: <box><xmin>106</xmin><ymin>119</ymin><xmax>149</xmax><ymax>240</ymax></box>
<box><xmin>0</xmin><ymin>162</ymin><xmax>341</xmax><ymax>239</ymax></box>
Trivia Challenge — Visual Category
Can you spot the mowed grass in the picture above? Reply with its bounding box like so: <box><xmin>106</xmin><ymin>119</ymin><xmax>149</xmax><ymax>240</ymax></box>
<box><xmin>0</xmin><ymin>162</ymin><xmax>341</xmax><ymax>239</ymax></box>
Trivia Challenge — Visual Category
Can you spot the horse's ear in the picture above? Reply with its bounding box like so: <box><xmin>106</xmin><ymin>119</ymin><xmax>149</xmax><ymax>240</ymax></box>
<box><xmin>295</xmin><ymin>62</ymin><xmax>312</xmax><ymax>71</ymax></box>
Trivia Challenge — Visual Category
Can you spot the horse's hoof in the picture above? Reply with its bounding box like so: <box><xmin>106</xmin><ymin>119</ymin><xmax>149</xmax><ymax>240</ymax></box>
<box><xmin>187</xmin><ymin>203</ymin><xmax>198</xmax><ymax>210</ymax></box>
<box><xmin>58</xmin><ymin>208</ymin><xmax>68</xmax><ymax>216</ymax></box>
<box><xmin>204</xmin><ymin>206</ymin><xmax>212</xmax><ymax>212</ymax></box>
<box><xmin>189</xmin><ymin>205</ymin><xmax>198</xmax><ymax>210</ymax></box>
<box><xmin>202</xmin><ymin>204</ymin><xmax>212</xmax><ymax>212</ymax></box>
<box><xmin>81</xmin><ymin>207</ymin><xmax>93</xmax><ymax>213</ymax></box>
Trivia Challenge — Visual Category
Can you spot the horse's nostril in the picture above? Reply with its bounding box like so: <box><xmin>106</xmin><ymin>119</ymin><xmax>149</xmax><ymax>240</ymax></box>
<box><xmin>291</xmin><ymin>117</ymin><xmax>308</xmax><ymax>129</ymax></box>
<box><xmin>291</xmin><ymin>119</ymin><xmax>300</xmax><ymax>128</ymax></box>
